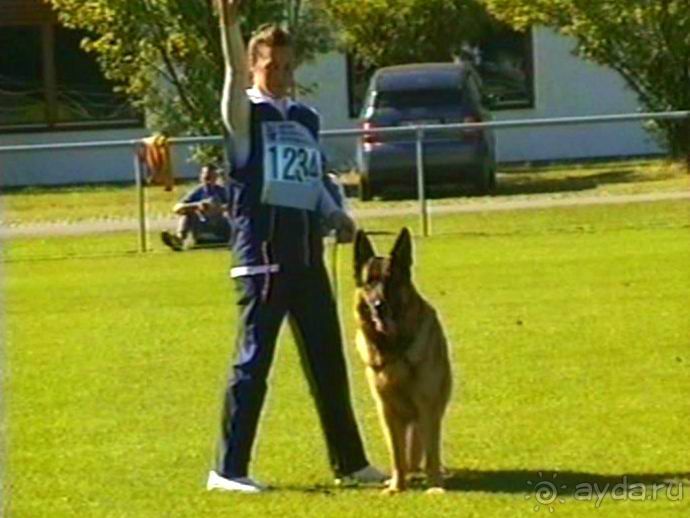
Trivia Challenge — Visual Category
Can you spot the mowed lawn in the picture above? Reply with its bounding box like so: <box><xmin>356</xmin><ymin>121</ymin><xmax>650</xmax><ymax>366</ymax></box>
<box><xmin>3</xmin><ymin>200</ymin><xmax>689</xmax><ymax>517</ymax></box>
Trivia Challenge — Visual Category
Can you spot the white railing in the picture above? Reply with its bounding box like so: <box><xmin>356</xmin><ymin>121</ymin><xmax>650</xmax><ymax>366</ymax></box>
<box><xmin>1</xmin><ymin>110</ymin><xmax>689</xmax><ymax>250</ymax></box>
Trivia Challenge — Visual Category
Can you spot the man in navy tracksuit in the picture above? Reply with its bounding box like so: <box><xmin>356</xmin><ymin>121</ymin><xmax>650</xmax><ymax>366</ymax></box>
<box><xmin>208</xmin><ymin>0</ymin><xmax>385</xmax><ymax>493</ymax></box>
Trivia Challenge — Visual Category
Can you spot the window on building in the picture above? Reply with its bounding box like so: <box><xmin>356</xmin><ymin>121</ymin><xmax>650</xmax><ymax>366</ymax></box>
<box><xmin>0</xmin><ymin>26</ymin><xmax>46</xmax><ymax>127</ymax></box>
<box><xmin>475</xmin><ymin>25</ymin><xmax>534</xmax><ymax>109</ymax></box>
<box><xmin>346</xmin><ymin>26</ymin><xmax>534</xmax><ymax>118</ymax></box>
<box><xmin>0</xmin><ymin>24</ymin><xmax>140</xmax><ymax>130</ymax></box>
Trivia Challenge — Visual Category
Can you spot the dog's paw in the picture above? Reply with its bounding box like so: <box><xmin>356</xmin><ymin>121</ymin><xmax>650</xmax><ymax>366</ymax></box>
<box><xmin>381</xmin><ymin>486</ymin><xmax>403</xmax><ymax>495</ymax></box>
<box><xmin>426</xmin><ymin>486</ymin><xmax>446</xmax><ymax>495</ymax></box>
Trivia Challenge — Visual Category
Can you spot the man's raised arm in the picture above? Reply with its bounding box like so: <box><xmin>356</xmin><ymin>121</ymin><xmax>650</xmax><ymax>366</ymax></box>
<box><xmin>217</xmin><ymin>0</ymin><xmax>250</xmax><ymax>165</ymax></box>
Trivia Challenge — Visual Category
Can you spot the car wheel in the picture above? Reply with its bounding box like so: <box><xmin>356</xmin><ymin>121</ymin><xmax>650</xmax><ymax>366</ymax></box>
<box><xmin>359</xmin><ymin>176</ymin><xmax>373</xmax><ymax>201</ymax></box>
<box><xmin>487</xmin><ymin>166</ymin><xmax>497</xmax><ymax>193</ymax></box>
<box><xmin>474</xmin><ymin>164</ymin><xmax>496</xmax><ymax>196</ymax></box>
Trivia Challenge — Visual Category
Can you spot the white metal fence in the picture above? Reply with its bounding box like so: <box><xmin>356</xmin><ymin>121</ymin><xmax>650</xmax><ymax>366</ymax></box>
<box><xmin>1</xmin><ymin>110</ymin><xmax>688</xmax><ymax>250</ymax></box>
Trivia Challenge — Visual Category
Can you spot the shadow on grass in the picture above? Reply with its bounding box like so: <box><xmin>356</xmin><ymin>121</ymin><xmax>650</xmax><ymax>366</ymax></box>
<box><xmin>444</xmin><ymin>468</ymin><xmax>690</xmax><ymax>494</ymax></box>
<box><xmin>494</xmin><ymin>169</ymin><xmax>639</xmax><ymax>196</ymax></box>
<box><xmin>278</xmin><ymin>469</ymin><xmax>689</xmax><ymax>495</ymax></box>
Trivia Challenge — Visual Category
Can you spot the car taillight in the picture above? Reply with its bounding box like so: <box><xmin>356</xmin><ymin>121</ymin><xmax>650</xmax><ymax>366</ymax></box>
<box><xmin>362</xmin><ymin>121</ymin><xmax>380</xmax><ymax>147</ymax></box>
<box><xmin>463</xmin><ymin>115</ymin><xmax>482</xmax><ymax>140</ymax></box>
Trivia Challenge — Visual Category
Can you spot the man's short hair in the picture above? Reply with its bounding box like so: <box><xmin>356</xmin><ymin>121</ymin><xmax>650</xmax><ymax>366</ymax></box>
<box><xmin>248</xmin><ymin>24</ymin><xmax>293</xmax><ymax>66</ymax></box>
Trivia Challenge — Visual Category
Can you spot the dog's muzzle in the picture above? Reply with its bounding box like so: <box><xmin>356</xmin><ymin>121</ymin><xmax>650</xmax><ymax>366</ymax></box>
<box><xmin>369</xmin><ymin>298</ymin><xmax>392</xmax><ymax>334</ymax></box>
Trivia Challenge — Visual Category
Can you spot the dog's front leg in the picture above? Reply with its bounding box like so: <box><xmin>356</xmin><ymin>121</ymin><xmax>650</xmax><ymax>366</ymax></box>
<box><xmin>406</xmin><ymin>423</ymin><xmax>424</xmax><ymax>476</ymax></box>
<box><xmin>419</xmin><ymin>410</ymin><xmax>444</xmax><ymax>493</ymax></box>
<box><xmin>381</xmin><ymin>409</ymin><xmax>407</xmax><ymax>494</ymax></box>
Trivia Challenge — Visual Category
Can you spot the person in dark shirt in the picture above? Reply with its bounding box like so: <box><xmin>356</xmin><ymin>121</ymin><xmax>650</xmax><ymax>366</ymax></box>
<box><xmin>161</xmin><ymin>164</ymin><xmax>231</xmax><ymax>251</ymax></box>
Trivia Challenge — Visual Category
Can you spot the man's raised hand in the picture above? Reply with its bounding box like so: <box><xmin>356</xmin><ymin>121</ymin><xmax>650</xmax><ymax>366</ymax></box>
<box><xmin>217</xmin><ymin>0</ymin><xmax>243</xmax><ymax>24</ymax></box>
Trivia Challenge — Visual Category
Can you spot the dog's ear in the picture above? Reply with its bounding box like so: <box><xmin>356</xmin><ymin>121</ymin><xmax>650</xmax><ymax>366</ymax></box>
<box><xmin>390</xmin><ymin>227</ymin><xmax>413</xmax><ymax>273</ymax></box>
<box><xmin>354</xmin><ymin>230</ymin><xmax>376</xmax><ymax>286</ymax></box>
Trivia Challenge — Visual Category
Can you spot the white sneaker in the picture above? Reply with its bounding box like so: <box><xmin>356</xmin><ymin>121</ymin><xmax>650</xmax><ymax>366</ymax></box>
<box><xmin>335</xmin><ymin>465</ymin><xmax>388</xmax><ymax>486</ymax></box>
<box><xmin>206</xmin><ymin>470</ymin><xmax>266</xmax><ymax>493</ymax></box>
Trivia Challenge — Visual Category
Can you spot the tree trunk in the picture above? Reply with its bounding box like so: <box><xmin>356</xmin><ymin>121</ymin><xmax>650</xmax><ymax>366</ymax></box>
<box><xmin>662</xmin><ymin>119</ymin><xmax>690</xmax><ymax>168</ymax></box>
<box><xmin>685</xmin><ymin>118</ymin><xmax>690</xmax><ymax>173</ymax></box>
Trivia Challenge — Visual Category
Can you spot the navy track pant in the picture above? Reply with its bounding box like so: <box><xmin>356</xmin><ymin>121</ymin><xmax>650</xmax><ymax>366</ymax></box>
<box><xmin>216</xmin><ymin>264</ymin><xmax>368</xmax><ymax>478</ymax></box>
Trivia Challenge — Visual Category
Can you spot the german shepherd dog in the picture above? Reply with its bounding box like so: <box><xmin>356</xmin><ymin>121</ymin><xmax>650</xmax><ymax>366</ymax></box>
<box><xmin>353</xmin><ymin>228</ymin><xmax>452</xmax><ymax>494</ymax></box>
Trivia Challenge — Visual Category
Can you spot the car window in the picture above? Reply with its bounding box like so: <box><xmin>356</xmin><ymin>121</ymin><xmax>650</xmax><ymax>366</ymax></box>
<box><xmin>374</xmin><ymin>88</ymin><xmax>464</xmax><ymax>110</ymax></box>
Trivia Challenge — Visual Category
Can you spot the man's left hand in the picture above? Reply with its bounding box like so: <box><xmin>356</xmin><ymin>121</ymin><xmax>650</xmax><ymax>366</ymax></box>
<box><xmin>330</xmin><ymin>210</ymin><xmax>356</xmax><ymax>244</ymax></box>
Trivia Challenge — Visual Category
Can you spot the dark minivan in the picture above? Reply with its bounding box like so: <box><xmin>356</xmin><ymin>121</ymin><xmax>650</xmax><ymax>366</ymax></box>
<box><xmin>356</xmin><ymin>62</ymin><xmax>496</xmax><ymax>200</ymax></box>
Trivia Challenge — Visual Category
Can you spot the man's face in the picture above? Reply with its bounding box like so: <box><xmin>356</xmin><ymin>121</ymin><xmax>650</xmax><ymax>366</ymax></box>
<box><xmin>251</xmin><ymin>44</ymin><xmax>294</xmax><ymax>99</ymax></box>
<box><xmin>200</xmin><ymin>167</ymin><xmax>217</xmax><ymax>185</ymax></box>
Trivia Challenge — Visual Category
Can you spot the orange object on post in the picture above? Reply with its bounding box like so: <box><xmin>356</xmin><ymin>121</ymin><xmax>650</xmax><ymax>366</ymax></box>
<box><xmin>137</xmin><ymin>135</ymin><xmax>174</xmax><ymax>191</ymax></box>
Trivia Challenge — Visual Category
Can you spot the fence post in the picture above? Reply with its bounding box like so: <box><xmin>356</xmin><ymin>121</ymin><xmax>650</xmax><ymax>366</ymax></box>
<box><xmin>685</xmin><ymin>114</ymin><xmax>690</xmax><ymax>173</ymax></box>
<box><xmin>415</xmin><ymin>127</ymin><xmax>429</xmax><ymax>237</ymax></box>
<box><xmin>133</xmin><ymin>144</ymin><xmax>148</xmax><ymax>253</ymax></box>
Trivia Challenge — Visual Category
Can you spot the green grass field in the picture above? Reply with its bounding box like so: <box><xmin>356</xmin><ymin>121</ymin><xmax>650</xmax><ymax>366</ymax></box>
<box><xmin>3</xmin><ymin>199</ymin><xmax>690</xmax><ymax>516</ymax></box>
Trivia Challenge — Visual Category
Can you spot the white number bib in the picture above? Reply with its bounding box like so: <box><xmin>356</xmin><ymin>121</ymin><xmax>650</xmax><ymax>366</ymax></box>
<box><xmin>262</xmin><ymin>121</ymin><xmax>323</xmax><ymax>211</ymax></box>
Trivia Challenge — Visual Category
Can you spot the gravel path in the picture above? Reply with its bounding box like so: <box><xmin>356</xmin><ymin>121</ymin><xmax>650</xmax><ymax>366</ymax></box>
<box><xmin>1</xmin><ymin>190</ymin><xmax>688</xmax><ymax>239</ymax></box>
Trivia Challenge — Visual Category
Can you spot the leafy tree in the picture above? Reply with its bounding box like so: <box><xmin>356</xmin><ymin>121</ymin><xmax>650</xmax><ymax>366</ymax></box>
<box><xmin>47</xmin><ymin>0</ymin><xmax>334</xmax><ymax>162</ymax></box>
<box><xmin>482</xmin><ymin>0</ymin><xmax>690</xmax><ymax>158</ymax></box>
<box><xmin>318</xmin><ymin>0</ymin><xmax>494</xmax><ymax>67</ymax></box>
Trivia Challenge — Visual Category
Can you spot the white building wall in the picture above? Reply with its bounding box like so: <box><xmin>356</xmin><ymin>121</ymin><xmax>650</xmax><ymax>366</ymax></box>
<box><xmin>0</xmin><ymin>27</ymin><xmax>663</xmax><ymax>187</ymax></box>
<box><xmin>0</xmin><ymin>127</ymin><xmax>198</xmax><ymax>187</ymax></box>
<box><xmin>493</xmin><ymin>28</ymin><xmax>660</xmax><ymax>162</ymax></box>
<box><xmin>295</xmin><ymin>51</ymin><xmax>359</xmax><ymax>169</ymax></box>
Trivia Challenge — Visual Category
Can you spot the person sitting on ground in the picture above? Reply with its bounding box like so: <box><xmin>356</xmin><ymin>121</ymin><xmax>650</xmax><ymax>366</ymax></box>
<box><xmin>161</xmin><ymin>164</ymin><xmax>231</xmax><ymax>251</ymax></box>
